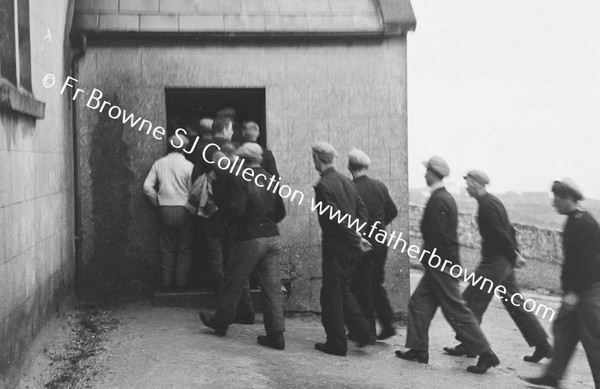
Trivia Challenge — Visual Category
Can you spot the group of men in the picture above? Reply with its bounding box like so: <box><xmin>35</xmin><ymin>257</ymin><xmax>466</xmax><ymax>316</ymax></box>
<box><xmin>144</xmin><ymin>115</ymin><xmax>600</xmax><ymax>386</ymax></box>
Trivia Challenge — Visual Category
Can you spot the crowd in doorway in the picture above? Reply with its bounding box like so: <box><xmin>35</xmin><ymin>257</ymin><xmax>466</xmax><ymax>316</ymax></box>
<box><xmin>143</xmin><ymin>110</ymin><xmax>600</xmax><ymax>387</ymax></box>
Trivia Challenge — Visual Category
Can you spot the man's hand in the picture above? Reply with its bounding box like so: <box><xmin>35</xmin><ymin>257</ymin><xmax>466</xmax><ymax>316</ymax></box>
<box><xmin>515</xmin><ymin>252</ymin><xmax>527</xmax><ymax>268</ymax></box>
<box><xmin>359</xmin><ymin>237</ymin><xmax>372</xmax><ymax>253</ymax></box>
<box><xmin>562</xmin><ymin>292</ymin><xmax>580</xmax><ymax>310</ymax></box>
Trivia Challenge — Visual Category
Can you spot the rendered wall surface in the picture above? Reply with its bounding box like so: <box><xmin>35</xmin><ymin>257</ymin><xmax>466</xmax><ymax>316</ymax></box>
<box><xmin>75</xmin><ymin>37</ymin><xmax>410</xmax><ymax>314</ymax></box>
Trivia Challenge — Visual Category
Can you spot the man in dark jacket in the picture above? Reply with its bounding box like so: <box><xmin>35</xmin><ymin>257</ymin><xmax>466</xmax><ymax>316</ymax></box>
<box><xmin>347</xmin><ymin>149</ymin><xmax>398</xmax><ymax>343</ymax></box>
<box><xmin>312</xmin><ymin>142</ymin><xmax>372</xmax><ymax>356</ymax></box>
<box><xmin>200</xmin><ymin>143</ymin><xmax>287</xmax><ymax>350</ymax></box>
<box><xmin>395</xmin><ymin>157</ymin><xmax>500</xmax><ymax>374</ymax></box>
<box><xmin>526</xmin><ymin>178</ymin><xmax>600</xmax><ymax>387</ymax></box>
<box><xmin>444</xmin><ymin>170</ymin><xmax>552</xmax><ymax>362</ymax></box>
<box><xmin>242</xmin><ymin>121</ymin><xmax>279</xmax><ymax>177</ymax></box>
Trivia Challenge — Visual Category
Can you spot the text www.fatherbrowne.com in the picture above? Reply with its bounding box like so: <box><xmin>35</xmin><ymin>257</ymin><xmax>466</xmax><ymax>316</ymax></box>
<box><xmin>48</xmin><ymin>75</ymin><xmax>556</xmax><ymax>323</ymax></box>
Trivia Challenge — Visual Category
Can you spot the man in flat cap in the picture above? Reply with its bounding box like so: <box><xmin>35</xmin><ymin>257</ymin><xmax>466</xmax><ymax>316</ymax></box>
<box><xmin>143</xmin><ymin>134</ymin><xmax>194</xmax><ymax>293</ymax></box>
<box><xmin>526</xmin><ymin>179</ymin><xmax>600</xmax><ymax>387</ymax></box>
<box><xmin>242</xmin><ymin>121</ymin><xmax>279</xmax><ymax>177</ymax></box>
<box><xmin>396</xmin><ymin>157</ymin><xmax>500</xmax><ymax>374</ymax></box>
<box><xmin>311</xmin><ymin>142</ymin><xmax>372</xmax><ymax>356</ymax></box>
<box><xmin>347</xmin><ymin>148</ymin><xmax>398</xmax><ymax>343</ymax></box>
<box><xmin>444</xmin><ymin>170</ymin><xmax>553</xmax><ymax>363</ymax></box>
<box><xmin>200</xmin><ymin>143</ymin><xmax>287</xmax><ymax>350</ymax></box>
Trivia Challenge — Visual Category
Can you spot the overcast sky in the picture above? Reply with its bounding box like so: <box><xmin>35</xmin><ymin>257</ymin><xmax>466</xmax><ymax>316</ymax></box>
<box><xmin>407</xmin><ymin>0</ymin><xmax>600</xmax><ymax>199</ymax></box>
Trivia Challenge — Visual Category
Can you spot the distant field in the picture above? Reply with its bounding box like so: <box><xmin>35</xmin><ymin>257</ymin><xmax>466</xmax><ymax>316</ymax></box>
<box><xmin>409</xmin><ymin>237</ymin><xmax>562</xmax><ymax>295</ymax></box>
<box><xmin>410</xmin><ymin>190</ymin><xmax>600</xmax><ymax>230</ymax></box>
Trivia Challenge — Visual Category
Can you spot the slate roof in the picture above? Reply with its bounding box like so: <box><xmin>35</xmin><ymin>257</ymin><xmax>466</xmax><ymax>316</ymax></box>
<box><xmin>72</xmin><ymin>0</ymin><xmax>416</xmax><ymax>35</ymax></box>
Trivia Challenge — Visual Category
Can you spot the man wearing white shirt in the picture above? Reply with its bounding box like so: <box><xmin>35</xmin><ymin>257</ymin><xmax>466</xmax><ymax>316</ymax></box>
<box><xmin>144</xmin><ymin>135</ymin><xmax>194</xmax><ymax>293</ymax></box>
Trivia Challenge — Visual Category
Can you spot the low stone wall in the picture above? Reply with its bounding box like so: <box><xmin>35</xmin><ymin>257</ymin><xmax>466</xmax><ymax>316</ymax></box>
<box><xmin>409</xmin><ymin>205</ymin><xmax>563</xmax><ymax>265</ymax></box>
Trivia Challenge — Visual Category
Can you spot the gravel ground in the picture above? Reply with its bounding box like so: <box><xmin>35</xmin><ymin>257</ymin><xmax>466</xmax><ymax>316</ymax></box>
<box><xmin>14</xmin><ymin>272</ymin><xmax>595</xmax><ymax>389</ymax></box>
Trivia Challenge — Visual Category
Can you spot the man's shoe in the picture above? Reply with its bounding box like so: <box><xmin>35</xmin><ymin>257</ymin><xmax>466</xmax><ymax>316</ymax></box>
<box><xmin>314</xmin><ymin>342</ymin><xmax>347</xmax><ymax>357</ymax></box>
<box><xmin>376</xmin><ymin>326</ymin><xmax>397</xmax><ymax>341</ymax></box>
<box><xmin>257</xmin><ymin>332</ymin><xmax>285</xmax><ymax>350</ymax></box>
<box><xmin>523</xmin><ymin>376</ymin><xmax>559</xmax><ymax>387</ymax></box>
<box><xmin>466</xmin><ymin>350</ymin><xmax>500</xmax><ymax>374</ymax></box>
<box><xmin>524</xmin><ymin>341</ymin><xmax>554</xmax><ymax>363</ymax></box>
<box><xmin>395</xmin><ymin>349</ymin><xmax>429</xmax><ymax>364</ymax></box>
<box><xmin>234</xmin><ymin>315</ymin><xmax>255</xmax><ymax>325</ymax></box>
<box><xmin>199</xmin><ymin>311</ymin><xmax>227</xmax><ymax>336</ymax></box>
<box><xmin>443</xmin><ymin>343</ymin><xmax>476</xmax><ymax>358</ymax></box>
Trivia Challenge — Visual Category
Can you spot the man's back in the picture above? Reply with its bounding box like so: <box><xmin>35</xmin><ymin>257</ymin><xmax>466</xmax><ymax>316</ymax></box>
<box><xmin>353</xmin><ymin>175</ymin><xmax>397</xmax><ymax>228</ymax></box>
<box><xmin>420</xmin><ymin>187</ymin><xmax>459</xmax><ymax>266</ymax></box>
<box><xmin>477</xmin><ymin>193</ymin><xmax>518</xmax><ymax>262</ymax></box>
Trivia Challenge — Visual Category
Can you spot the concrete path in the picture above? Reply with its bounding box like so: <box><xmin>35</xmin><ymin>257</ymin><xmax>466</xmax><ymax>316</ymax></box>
<box><xmin>21</xmin><ymin>271</ymin><xmax>596</xmax><ymax>389</ymax></box>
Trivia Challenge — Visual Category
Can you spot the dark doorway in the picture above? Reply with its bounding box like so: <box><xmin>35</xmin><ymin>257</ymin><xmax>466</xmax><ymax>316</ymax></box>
<box><xmin>165</xmin><ymin>88</ymin><xmax>267</xmax><ymax>147</ymax></box>
<box><xmin>164</xmin><ymin>88</ymin><xmax>266</xmax><ymax>290</ymax></box>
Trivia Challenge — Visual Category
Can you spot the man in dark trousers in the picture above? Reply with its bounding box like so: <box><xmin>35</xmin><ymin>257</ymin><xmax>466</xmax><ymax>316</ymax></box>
<box><xmin>444</xmin><ymin>170</ymin><xmax>553</xmax><ymax>362</ymax></box>
<box><xmin>347</xmin><ymin>149</ymin><xmax>398</xmax><ymax>343</ymax></box>
<box><xmin>200</xmin><ymin>143</ymin><xmax>287</xmax><ymax>350</ymax></box>
<box><xmin>526</xmin><ymin>178</ymin><xmax>600</xmax><ymax>387</ymax></box>
<box><xmin>312</xmin><ymin>142</ymin><xmax>372</xmax><ymax>356</ymax></box>
<box><xmin>395</xmin><ymin>156</ymin><xmax>500</xmax><ymax>374</ymax></box>
<box><xmin>242</xmin><ymin>121</ymin><xmax>279</xmax><ymax>177</ymax></box>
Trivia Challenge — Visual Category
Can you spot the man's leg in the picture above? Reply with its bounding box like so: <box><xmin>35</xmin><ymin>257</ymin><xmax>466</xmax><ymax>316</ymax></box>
<box><xmin>341</xmin><ymin>252</ymin><xmax>371</xmax><ymax>344</ymax></box>
<box><xmin>255</xmin><ymin>236</ymin><xmax>285</xmax><ymax>335</ymax></box>
<box><xmin>501</xmin><ymin>271</ymin><xmax>549</xmax><ymax>347</ymax></box>
<box><xmin>175</xmin><ymin>207</ymin><xmax>193</xmax><ymax>290</ymax></box>
<box><xmin>545</xmin><ymin>304</ymin><xmax>580</xmax><ymax>381</ymax></box>
<box><xmin>320</xmin><ymin>245</ymin><xmax>349</xmax><ymax>354</ymax></box>
<box><xmin>205</xmin><ymin>213</ymin><xmax>225</xmax><ymax>290</ymax></box>
<box><xmin>371</xmin><ymin>243</ymin><xmax>396</xmax><ymax>335</ymax></box>
<box><xmin>350</xmin><ymin>252</ymin><xmax>376</xmax><ymax>341</ymax></box>
<box><xmin>405</xmin><ymin>271</ymin><xmax>438</xmax><ymax>351</ymax></box>
<box><xmin>158</xmin><ymin>207</ymin><xmax>177</xmax><ymax>290</ymax></box>
<box><xmin>429</xmin><ymin>269</ymin><xmax>491</xmax><ymax>356</ymax></box>
<box><xmin>211</xmin><ymin>240</ymin><xmax>264</xmax><ymax>328</ymax></box>
<box><xmin>578</xmin><ymin>285</ymin><xmax>600</xmax><ymax>388</ymax></box>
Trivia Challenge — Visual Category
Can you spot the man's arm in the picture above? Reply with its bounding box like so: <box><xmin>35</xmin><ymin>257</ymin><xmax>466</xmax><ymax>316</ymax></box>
<box><xmin>382</xmin><ymin>186</ymin><xmax>398</xmax><ymax>225</ymax></box>
<box><xmin>314</xmin><ymin>183</ymin><xmax>362</xmax><ymax>246</ymax></box>
<box><xmin>480</xmin><ymin>202</ymin><xmax>517</xmax><ymax>260</ymax></box>
<box><xmin>143</xmin><ymin>163</ymin><xmax>159</xmax><ymax>207</ymax></box>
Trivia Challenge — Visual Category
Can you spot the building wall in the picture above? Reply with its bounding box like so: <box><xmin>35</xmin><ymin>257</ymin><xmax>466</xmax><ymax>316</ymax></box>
<box><xmin>0</xmin><ymin>0</ymin><xmax>74</xmax><ymax>381</ymax></box>
<box><xmin>76</xmin><ymin>37</ymin><xmax>410</xmax><ymax>313</ymax></box>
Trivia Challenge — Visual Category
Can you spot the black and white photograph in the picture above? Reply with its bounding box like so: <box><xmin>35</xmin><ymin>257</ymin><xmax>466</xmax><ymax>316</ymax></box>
<box><xmin>0</xmin><ymin>0</ymin><xmax>598</xmax><ymax>388</ymax></box>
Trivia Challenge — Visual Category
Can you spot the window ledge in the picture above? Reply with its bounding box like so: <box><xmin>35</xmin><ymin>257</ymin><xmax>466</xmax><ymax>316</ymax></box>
<box><xmin>0</xmin><ymin>83</ymin><xmax>45</xmax><ymax>119</ymax></box>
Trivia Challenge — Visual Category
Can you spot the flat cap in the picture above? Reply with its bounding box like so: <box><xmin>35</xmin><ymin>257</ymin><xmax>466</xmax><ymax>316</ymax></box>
<box><xmin>312</xmin><ymin>141</ymin><xmax>338</xmax><ymax>159</ymax></box>
<box><xmin>236</xmin><ymin>142</ymin><xmax>263</xmax><ymax>162</ymax></box>
<box><xmin>552</xmin><ymin>178</ymin><xmax>583</xmax><ymax>201</ymax></box>
<box><xmin>216</xmin><ymin>107</ymin><xmax>236</xmax><ymax>117</ymax></box>
<box><xmin>199</xmin><ymin>118</ymin><xmax>214</xmax><ymax>135</ymax></box>
<box><xmin>423</xmin><ymin>156</ymin><xmax>450</xmax><ymax>178</ymax></box>
<box><xmin>464</xmin><ymin>170</ymin><xmax>490</xmax><ymax>186</ymax></box>
<box><xmin>348</xmin><ymin>148</ymin><xmax>371</xmax><ymax>167</ymax></box>
<box><xmin>168</xmin><ymin>134</ymin><xmax>189</xmax><ymax>148</ymax></box>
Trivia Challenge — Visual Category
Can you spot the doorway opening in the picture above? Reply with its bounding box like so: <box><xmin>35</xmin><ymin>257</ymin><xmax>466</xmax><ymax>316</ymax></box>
<box><xmin>164</xmin><ymin>88</ymin><xmax>266</xmax><ymax>290</ymax></box>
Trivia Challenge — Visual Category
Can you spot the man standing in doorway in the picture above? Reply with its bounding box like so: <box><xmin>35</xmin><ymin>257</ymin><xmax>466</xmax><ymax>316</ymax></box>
<box><xmin>242</xmin><ymin>121</ymin><xmax>279</xmax><ymax>177</ymax></box>
<box><xmin>526</xmin><ymin>179</ymin><xmax>600</xmax><ymax>387</ymax></box>
<box><xmin>311</xmin><ymin>142</ymin><xmax>372</xmax><ymax>356</ymax></box>
<box><xmin>443</xmin><ymin>170</ymin><xmax>553</xmax><ymax>362</ymax></box>
<box><xmin>143</xmin><ymin>135</ymin><xmax>194</xmax><ymax>293</ymax></box>
<box><xmin>395</xmin><ymin>156</ymin><xmax>500</xmax><ymax>374</ymax></box>
<box><xmin>347</xmin><ymin>149</ymin><xmax>398</xmax><ymax>343</ymax></box>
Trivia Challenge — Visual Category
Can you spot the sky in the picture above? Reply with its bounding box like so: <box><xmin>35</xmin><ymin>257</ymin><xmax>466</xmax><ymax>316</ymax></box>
<box><xmin>407</xmin><ymin>0</ymin><xmax>600</xmax><ymax>199</ymax></box>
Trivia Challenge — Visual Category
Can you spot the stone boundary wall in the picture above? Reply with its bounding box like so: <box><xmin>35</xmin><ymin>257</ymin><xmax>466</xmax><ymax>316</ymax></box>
<box><xmin>409</xmin><ymin>205</ymin><xmax>563</xmax><ymax>265</ymax></box>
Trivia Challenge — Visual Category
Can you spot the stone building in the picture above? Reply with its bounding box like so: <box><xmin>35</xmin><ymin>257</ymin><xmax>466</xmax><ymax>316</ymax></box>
<box><xmin>71</xmin><ymin>0</ymin><xmax>416</xmax><ymax>312</ymax></box>
<box><xmin>0</xmin><ymin>0</ymin><xmax>76</xmax><ymax>381</ymax></box>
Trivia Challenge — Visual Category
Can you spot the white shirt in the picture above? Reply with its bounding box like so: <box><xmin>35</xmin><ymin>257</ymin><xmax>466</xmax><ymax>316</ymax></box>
<box><xmin>143</xmin><ymin>152</ymin><xmax>193</xmax><ymax>207</ymax></box>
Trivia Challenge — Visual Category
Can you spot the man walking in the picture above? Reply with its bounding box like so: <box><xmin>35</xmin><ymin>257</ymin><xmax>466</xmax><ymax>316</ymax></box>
<box><xmin>525</xmin><ymin>179</ymin><xmax>600</xmax><ymax>387</ymax></box>
<box><xmin>395</xmin><ymin>157</ymin><xmax>500</xmax><ymax>374</ymax></box>
<box><xmin>444</xmin><ymin>170</ymin><xmax>553</xmax><ymax>362</ymax></box>
<box><xmin>143</xmin><ymin>135</ymin><xmax>194</xmax><ymax>293</ymax></box>
<box><xmin>312</xmin><ymin>142</ymin><xmax>372</xmax><ymax>356</ymax></box>
<box><xmin>200</xmin><ymin>143</ymin><xmax>287</xmax><ymax>350</ymax></box>
<box><xmin>347</xmin><ymin>149</ymin><xmax>398</xmax><ymax>343</ymax></box>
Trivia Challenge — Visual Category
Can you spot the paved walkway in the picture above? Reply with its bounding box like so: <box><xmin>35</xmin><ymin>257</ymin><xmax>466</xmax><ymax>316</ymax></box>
<box><xmin>21</xmin><ymin>271</ymin><xmax>596</xmax><ymax>388</ymax></box>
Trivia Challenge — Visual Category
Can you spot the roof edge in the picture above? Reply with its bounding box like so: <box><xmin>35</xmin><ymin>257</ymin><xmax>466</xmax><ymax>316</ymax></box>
<box><xmin>374</xmin><ymin>0</ymin><xmax>417</xmax><ymax>33</ymax></box>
